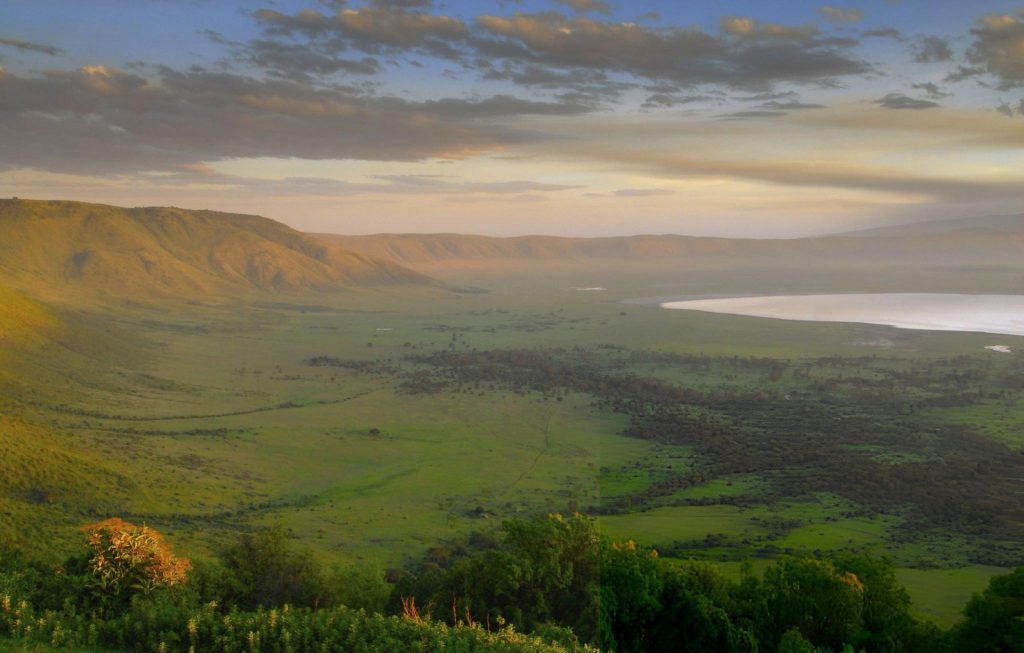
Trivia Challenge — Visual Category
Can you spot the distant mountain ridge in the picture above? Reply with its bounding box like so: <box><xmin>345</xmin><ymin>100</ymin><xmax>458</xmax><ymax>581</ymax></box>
<box><xmin>315</xmin><ymin>227</ymin><xmax>1024</xmax><ymax>270</ymax></box>
<box><xmin>835</xmin><ymin>213</ymin><xmax>1024</xmax><ymax>238</ymax></box>
<box><xmin>0</xmin><ymin>199</ymin><xmax>433</xmax><ymax>300</ymax></box>
<box><xmin>4</xmin><ymin>200</ymin><xmax>1022</xmax><ymax>300</ymax></box>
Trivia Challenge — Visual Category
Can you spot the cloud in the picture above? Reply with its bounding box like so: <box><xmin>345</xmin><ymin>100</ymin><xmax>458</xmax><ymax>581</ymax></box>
<box><xmin>481</xmin><ymin>63</ymin><xmax>634</xmax><ymax>103</ymax></box>
<box><xmin>734</xmin><ymin>90</ymin><xmax>799</xmax><ymax>101</ymax></box>
<box><xmin>911</xmin><ymin>82</ymin><xmax>951</xmax><ymax>99</ymax></box>
<box><xmin>610</xmin><ymin>187</ymin><xmax>673</xmax><ymax>197</ymax></box>
<box><xmin>875</xmin><ymin>93</ymin><xmax>940</xmax><ymax>109</ymax></box>
<box><xmin>235</xmin><ymin>39</ymin><xmax>381</xmax><ymax>80</ymax></box>
<box><xmin>575</xmin><ymin>148</ymin><xmax>1024</xmax><ymax>202</ymax></box>
<box><xmin>912</xmin><ymin>36</ymin><xmax>953</xmax><ymax>63</ymax></box>
<box><xmin>642</xmin><ymin>93</ymin><xmax>720</xmax><ymax>108</ymax></box>
<box><xmin>369</xmin><ymin>174</ymin><xmax>580</xmax><ymax>194</ymax></box>
<box><xmin>471</xmin><ymin>12</ymin><xmax>868</xmax><ymax>89</ymax></box>
<box><xmin>760</xmin><ymin>100</ymin><xmax>826</xmax><ymax>110</ymax></box>
<box><xmin>253</xmin><ymin>5</ymin><xmax>468</xmax><ymax>57</ymax></box>
<box><xmin>444</xmin><ymin>192</ymin><xmax>549</xmax><ymax>204</ymax></box>
<box><xmin>819</xmin><ymin>7</ymin><xmax>864</xmax><ymax>24</ymax></box>
<box><xmin>996</xmin><ymin>98</ymin><xmax>1024</xmax><ymax>117</ymax></box>
<box><xmin>418</xmin><ymin>93</ymin><xmax>595</xmax><ymax>117</ymax></box>
<box><xmin>718</xmin><ymin>110</ymin><xmax>788</xmax><ymax>120</ymax></box>
<box><xmin>584</xmin><ymin>187</ymin><xmax>673</xmax><ymax>197</ymax></box>
<box><xmin>862</xmin><ymin>27</ymin><xmax>902</xmax><ymax>40</ymax></box>
<box><xmin>966</xmin><ymin>11</ymin><xmax>1024</xmax><ymax>88</ymax></box>
<box><xmin>0</xmin><ymin>37</ymin><xmax>63</xmax><ymax>56</ymax></box>
<box><xmin>944</xmin><ymin>65</ymin><xmax>986</xmax><ymax>83</ymax></box>
<box><xmin>90</xmin><ymin>164</ymin><xmax>581</xmax><ymax>198</ymax></box>
<box><xmin>0</xmin><ymin>66</ymin><xmax>583</xmax><ymax>175</ymax></box>
<box><xmin>372</xmin><ymin>0</ymin><xmax>434</xmax><ymax>8</ymax></box>
<box><xmin>554</xmin><ymin>0</ymin><xmax>610</xmax><ymax>14</ymax></box>
<box><xmin>794</xmin><ymin>102</ymin><xmax>1024</xmax><ymax>148</ymax></box>
<box><xmin>238</xmin><ymin>6</ymin><xmax>871</xmax><ymax>101</ymax></box>
<box><xmin>715</xmin><ymin>95</ymin><xmax>824</xmax><ymax>117</ymax></box>
<box><xmin>718</xmin><ymin>17</ymin><xmax>820</xmax><ymax>41</ymax></box>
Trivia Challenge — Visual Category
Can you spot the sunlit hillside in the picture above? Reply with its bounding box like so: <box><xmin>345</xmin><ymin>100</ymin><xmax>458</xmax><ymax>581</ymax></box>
<box><xmin>0</xmin><ymin>200</ymin><xmax>433</xmax><ymax>302</ymax></box>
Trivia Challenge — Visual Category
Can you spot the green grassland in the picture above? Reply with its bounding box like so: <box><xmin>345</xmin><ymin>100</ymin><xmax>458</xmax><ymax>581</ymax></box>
<box><xmin>3</xmin><ymin>265</ymin><xmax>1023</xmax><ymax>627</ymax></box>
<box><xmin>896</xmin><ymin>565</ymin><xmax>1010</xmax><ymax>626</ymax></box>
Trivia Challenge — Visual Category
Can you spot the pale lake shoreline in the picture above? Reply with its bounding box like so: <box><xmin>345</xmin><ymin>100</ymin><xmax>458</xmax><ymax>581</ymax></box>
<box><xmin>656</xmin><ymin>293</ymin><xmax>1024</xmax><ymax>338</ymax></box>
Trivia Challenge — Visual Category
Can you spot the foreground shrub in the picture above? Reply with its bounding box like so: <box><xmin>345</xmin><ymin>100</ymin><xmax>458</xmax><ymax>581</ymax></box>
<box><xmin>0</xmin><ymin>593</ymin><xmax>591</xmax><ymax>653</ymax></box>
<box><xmin>82</xmin><ymin>518</ymin><xmax>190</xmax><ymax>613</ymax></box>
<box><xmin>217</xmin><ymin>526</ymin><xmax>328</xmax><ymax>610</ymax></box>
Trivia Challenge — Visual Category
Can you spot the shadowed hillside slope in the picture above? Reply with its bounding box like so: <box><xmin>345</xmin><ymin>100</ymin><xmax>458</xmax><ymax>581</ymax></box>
<box><xmin>0</xmin><ymin>199</ymin><xmax>433</xmax><ymax>301</ymax></box>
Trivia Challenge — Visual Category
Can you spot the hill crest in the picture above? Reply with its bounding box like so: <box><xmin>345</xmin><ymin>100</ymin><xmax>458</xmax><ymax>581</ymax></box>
<box><xmin>0</xmin><ymin>199</ymin><xmax>433</xmax><ymax>300</ymax></box>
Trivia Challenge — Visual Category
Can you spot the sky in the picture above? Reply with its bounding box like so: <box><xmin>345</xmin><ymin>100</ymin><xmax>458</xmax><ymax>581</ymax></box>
<box><xmin>1</xmin><ymin>1</ymin><xmax>1023</xmax><ymax>237</ymax></box>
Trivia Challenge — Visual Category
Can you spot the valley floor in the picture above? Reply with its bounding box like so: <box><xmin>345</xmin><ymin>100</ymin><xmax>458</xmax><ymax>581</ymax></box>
<box><xmin>3</xmin><ymin>267</ymin><xmax>1022</xmax><ymax>627</ymax></box>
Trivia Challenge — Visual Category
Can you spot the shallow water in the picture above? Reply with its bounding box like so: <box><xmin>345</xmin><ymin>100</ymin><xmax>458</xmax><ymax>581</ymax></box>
<box><xmin>661</xmin><ymin>293</ymin><xmax>1024</xmax><ymax>337</ymax></box>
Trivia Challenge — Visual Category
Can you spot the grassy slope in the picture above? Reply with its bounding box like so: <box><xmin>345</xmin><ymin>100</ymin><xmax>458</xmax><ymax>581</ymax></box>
<box><xmin>0</xmin><ymin>284</ymin><xmax>146</xmax><ymax>554</ymax></box>
<box><xmin>0</xmin><ymin>199</ymin><xmax>432</xmax><ymax>303</ymax></box>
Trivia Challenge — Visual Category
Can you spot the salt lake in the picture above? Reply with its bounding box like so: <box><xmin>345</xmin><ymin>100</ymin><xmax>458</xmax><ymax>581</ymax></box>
<box><xmin>661</xmin><ymin>293</ymin><xmax>1024</xmax><ymax>337</ymax></box>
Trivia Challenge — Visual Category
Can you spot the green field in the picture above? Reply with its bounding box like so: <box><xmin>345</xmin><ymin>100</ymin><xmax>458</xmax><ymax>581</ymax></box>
<box><xmin>3</xmin><ymin>266</ymin><xmax>1022</xmax><ymax>628</ymax></box>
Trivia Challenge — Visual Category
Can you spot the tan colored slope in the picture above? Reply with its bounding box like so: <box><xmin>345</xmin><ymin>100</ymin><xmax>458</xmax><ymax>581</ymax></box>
<box><xmin>0</xmin><ymin>199</ymin><xmax>433</xmax><ymax>301</ymax></box>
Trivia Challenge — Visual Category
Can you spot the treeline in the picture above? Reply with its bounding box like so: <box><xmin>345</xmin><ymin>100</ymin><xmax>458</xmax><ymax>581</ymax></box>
<box><xmin>2</xmin><ymin>515</ymin><xmax>1022</xmax><ymax>652</ymax></box>
<box><xmin>0</xmin><ymin>519</ymin><xmax>584</xmax><ymax>653</ymax></box>
<box><xmin>392</xmin><ymin>513</ymin><xmax>1022</xmax><ymax>653</ymax></box>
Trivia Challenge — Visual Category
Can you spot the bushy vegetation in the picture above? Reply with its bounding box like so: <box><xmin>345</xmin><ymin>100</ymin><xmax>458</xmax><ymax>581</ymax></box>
<box><xmin>0</xmin><ymin>520</ymin><xmax>585</xmax><ymax>653</ymax></box>
<box><xmin>393</xmin><ymin>514</ymin><xmax>960</xmax><ymax>652</ymax></box>
<box><xmin>5</xmin><ymin>515</ymin><xmax>1019</xmax><ymax>652</ymax></box>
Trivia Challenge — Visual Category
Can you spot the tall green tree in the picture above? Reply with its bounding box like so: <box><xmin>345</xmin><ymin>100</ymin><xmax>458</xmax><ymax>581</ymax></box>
<box><xmin>218</xmin><ymin>526</ymin><xmax>328</xmax><ymax>609</ymax></box>
<box><xmin>954</xmin><ymin>567</ymin><xmax>1024</xmax><ymax>653</ymax></box>
<box><xmin>760</xmin><ymin>558</ymin><xmax>864</xmax><ymax>651</ymax></box>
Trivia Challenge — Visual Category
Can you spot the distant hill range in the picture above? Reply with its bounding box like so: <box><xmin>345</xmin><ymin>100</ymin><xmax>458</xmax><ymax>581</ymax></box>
<box><xmin>0</xmin><ymin>199</ymin><xmax>432</xmax><ymax>300</ymax></box>
<box><xmin>4</xmin><ymin>200</ymin><xmax>1022</xmax><ymax>301</ymax></box>
<box><xmin>316</xmin><ymin>215</ymin><xmax>1024</xmax><ymax>271</ymax></box>
<box><xmin>835</xmin><ymin>213</ymin><xmax>1024</xmax><ymax>238</ymax></box>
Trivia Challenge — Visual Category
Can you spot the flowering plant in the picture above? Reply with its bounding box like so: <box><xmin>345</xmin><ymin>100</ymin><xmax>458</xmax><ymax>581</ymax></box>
<box><xmin>82</xmin><ymin>518</ymin><xmax>190</xmax><ymax>606</ymax></box>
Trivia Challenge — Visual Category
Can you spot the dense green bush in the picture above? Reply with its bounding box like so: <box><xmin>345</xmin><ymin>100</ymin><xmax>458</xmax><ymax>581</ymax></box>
<box><xmin>1</xmin><ymin>515</ymin><xmax>1022</xmax><ymax>652</ymax></box>
<box><xmin>952</xmin><ymin>567</ymin><xmax>1024</xmax><ymax>652</ymax></box>
<box><xmin>392</xmin><ymin>514</ymin><xmax>1018</xmax><ymax>652</ymax></box>
<box><xmin>215</xmin><ymin>526</ymin><xmax>329</xmax><ymax>610</ymax></box>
